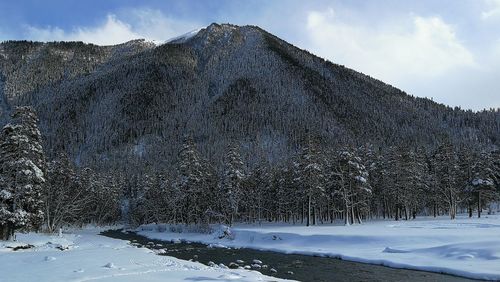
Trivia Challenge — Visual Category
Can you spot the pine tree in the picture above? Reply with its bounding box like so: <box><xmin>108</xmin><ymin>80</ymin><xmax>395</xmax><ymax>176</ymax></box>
<box><xmin>274</xmin><ymin>164</ymin><xmax>295</xmax><ymax>223</ymax></box>
<box><xmin>470</xmin><ymin>150</ymin><xmax>498</xmax><ymax>218</ymax></box>
<box><xmin>220</xmin><ymin>143</ymin><xmax>245</xmax><ymax>226</ymax></box>
<box><xmin>457</xmin><ymin>146</ymin><xmax>477</xmax><ymax>218</ymax></box>
<box><xmin>383</xmin><ymin>146</ymin><xmax>404</xmax><ymax>220</ymax></box>
<box><xmin>0</xmin><ymin>107</ymin><xmax>46</xmax><ymax>240</ymax></box>
<box><xmin>44</xmin><ymin>153</ymin><xmax>87</xmax><ymax>232</ymax></box>
<box><xmin>332</xmin><ymin>146</ymin><xmax>371</xmax><ymax>225</ymax></box>
<box><xmin>241</xmin><ymin>160</ymin><xmax>270</xmax><ymax>224</ymax></box>
<box><xmin>432</xmin><ymin>140</ymin><xmax>462</xmax><ymax>219</ymax></box>
<box><xmin>175</xmin><ymin>136</ymin><xmax>214</xmax><ymax>224</ymax></box>
<box><xmin>398</xmin><ymin>147</ymin><xmax>429</xmax><ymax>220</ymax></box>
<box><xmin>294</xmin><ymin>137</ymin><xmax>326</xmax><ymax>226</ymax></box>
<box><xmin>75</xmin><ymin>167</ymin><xmax>122</xmax><ymax>225</ymax></box>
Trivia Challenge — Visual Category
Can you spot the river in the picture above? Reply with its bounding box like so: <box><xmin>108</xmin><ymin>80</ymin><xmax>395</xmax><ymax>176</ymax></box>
<box><xmin>101</xmin><ymin>229</ymin><xmax>476</xmax><ymax>282</ymax></box>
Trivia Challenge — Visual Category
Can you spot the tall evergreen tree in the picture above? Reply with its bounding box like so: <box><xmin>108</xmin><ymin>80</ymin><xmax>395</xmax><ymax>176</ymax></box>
<box><xmin>241</xmin><ymin>159</ymin><xmax>270</xmax><ymax>224</ymax></box>
<box><xmin>44</xmin><ymin>153</ymin><xmax>87</xmax><ymax>232</ymax></box>
<box><xmin>175</xmin><ymin>136</ymin><xmax>215</xmax><ymax>224</ymax></box>
<box><xmin>470</xmin><ymin>150</ymin><xmax>498</xmax><ymax>218</ymax></box>
<box><xmin>294</xmin><ymin>137</ymin><xmax>326</xmax><ymax>226</ymax></box>
<box><xmin>220</xmin><ymin>143</ymin><xmax>246</xmax><ymax>226</ymax></box>
<box><xmin>407</xmin><ymin>148</ymin><xmax>428</xmax><ymax>218</ymax></box>
<box><xmin>0</xmin><ymin>107</ymin><xmax>46</xmax><ymax>240</ymax></box>
<box><xmin>332</xmin><ymin>147</ymin><xmax>372</xmax><ymax>225</ymax></box>
<box><xmin>432</xmin><ymin>140</ymin><xmax>462</xmax><ymax>219</ymax></box>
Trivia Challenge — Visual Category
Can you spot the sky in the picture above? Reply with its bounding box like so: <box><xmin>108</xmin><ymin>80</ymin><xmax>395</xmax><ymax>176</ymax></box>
<box><xmin>0</xmin><ymin>0</ymin><xmax>499</xmax><ymax>111</ymax></box>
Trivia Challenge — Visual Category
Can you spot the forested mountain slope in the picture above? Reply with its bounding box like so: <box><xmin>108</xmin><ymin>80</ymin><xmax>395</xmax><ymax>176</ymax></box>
<box><xmin>0</xmin><ymin>23</ymin><xmax>498</xmax><ymax>169</ymax></box>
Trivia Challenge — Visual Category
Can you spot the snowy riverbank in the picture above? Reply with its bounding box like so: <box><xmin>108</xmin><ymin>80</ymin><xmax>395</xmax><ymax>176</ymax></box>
<box><xmin>0</xmin><ymin>227</ymin><xmax>286</xmax><ymax>282</ymax></box>
<box><xmin>138</xmin><ymin>214</ymin><xmax>500</xmax><ymax>280</ymax></box>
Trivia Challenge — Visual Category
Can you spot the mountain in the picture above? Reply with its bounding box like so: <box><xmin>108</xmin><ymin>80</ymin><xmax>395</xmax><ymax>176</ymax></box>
<box><xmin>0</xmin><ymin>23</ymin><xmax>498</xmax><ymax>169</ymax></box>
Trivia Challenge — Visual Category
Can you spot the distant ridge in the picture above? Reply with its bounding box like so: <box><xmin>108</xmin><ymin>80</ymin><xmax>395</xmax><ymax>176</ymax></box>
<box><xmin>0</xmin><ymin>23</ymin><xmax>498</xmax><ymax>169</ymax></box>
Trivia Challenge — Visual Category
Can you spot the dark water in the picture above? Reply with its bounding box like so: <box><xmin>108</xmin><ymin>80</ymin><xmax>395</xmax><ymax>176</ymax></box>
<box><xmin>101</xmin><ymin>229</ymin><xmax>476</xmax><ymax>282</ymax></box>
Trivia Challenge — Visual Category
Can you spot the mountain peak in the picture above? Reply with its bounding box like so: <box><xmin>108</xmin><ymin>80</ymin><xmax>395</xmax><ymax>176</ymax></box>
<box><xmin>205</xmin><ymin>23</ymin><xmax>240</xmax><ymax>32</ymax></box>
<box><xmin>1</xmin><ymin>22</ymin><xmax>497</xmax><ymax>169</ymax></box>
<box><xmin>167</xmin><ymin>23</ymin><xmax>263</xmax><ymax>46</ymax></box>
<box><xmin>166</xmin><ymin>28</ymin><xmax>203</xmax><ymax>44</ymax></box>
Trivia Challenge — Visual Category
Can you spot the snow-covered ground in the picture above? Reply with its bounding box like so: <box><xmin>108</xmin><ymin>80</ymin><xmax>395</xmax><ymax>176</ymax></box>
<box><xmin>138</xmin><ymin>214</ymin><xmax>500</xmax><ymax>280</ymax></box>
<box><xmin>0</xmin><ymin>228</ymin><xmax>286</xmax><ymax>282</ymax></box>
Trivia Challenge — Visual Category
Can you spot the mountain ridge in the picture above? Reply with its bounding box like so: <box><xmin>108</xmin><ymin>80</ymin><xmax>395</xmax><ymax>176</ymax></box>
<box><xmin>0</xmin><ymin>23</ymin><xmax>498</xmax><ymax>169</ymax></box>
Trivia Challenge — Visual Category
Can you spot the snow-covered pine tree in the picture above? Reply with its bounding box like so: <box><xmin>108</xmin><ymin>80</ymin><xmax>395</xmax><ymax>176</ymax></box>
<box><xmin>359</xmin><ymin>145</ymin><xmax>380</xmax><ymax>218</ymax></box>
<box><xmin>457</xmin><ymin>146</ymin><xmax>477</xmax><ymax>218</ymax></box>
<box><xmin>220</xmin><ymin>143</ymin><xmax>245</xmax><ymax>226</ymax></box>
<box><xmin>274</xmin><ymin>163</ymin><xmax>296</xmax><ymax>223</ymax></box>
<box><xmin>76</xmin><ymin>167</ymin><xmax>121</xmax><ymax>225</ymax></box>
<box><xmin>44</xmin><ymin>153</ymin><xmax>87</xmax><ymax>232</ymax></box>
<box><xmin>492</xmin><ymin>149</ymin><xmax>500</xmax><ymax>191</ymax></box>
<box><xmin>383</xmin><ymin>146</ymin><xmax>406</xmax><ymax>221</ymax></box>
<box><xmin>470</xmin><ymin>150</ymin><xmax>498</xmax><ymax>218</ymax></box>
<box><xmin>78</xmin><ymin>167</ymin><xmax>99</xmax><ymax>224</ymax></box>
<box><xmin>0</xmin><ymin>107</ymin><xmax>46</xmax><ymax>240</ymax></box>
<box><xmin>176</xmin><ymin>136</ymin><xmax>214</xmax><ymax>225</ymax></box>
<box><xmin>128</xmin><ymin>171</ymin><xmax>154</xmax><ymax>225</ymax></box>
<box><xmin>132</xmin><ymin>170</ymin><xmax>173</xmax><ymax>224</ymax></box>
<box><xmin>432</xmin><ymin>140</ymin><xmax>462</xmax><ymax>219</ymax></box>
<box><xmin>294</xmin><ymin>136</ymin><xmax>326</xmax><ymax>226</ymax></box>
<box><xmin>398</xmin><ymin>147</ymin><xmax>429</xmax><ymax>220</ymax></box>
<box><xmin>241</xmin><ymin>160</ymin><xmax>270</xmax><ymax>224</ymax></box>
<box><xmin>263</xmin><ymin>165</ymin><xmax>283</xmax><ymax>223</ymax></box>
<box><xmin>332</xmin><ymin>146</ymin><xmax>371</xmax><ymax>225</ymax></box>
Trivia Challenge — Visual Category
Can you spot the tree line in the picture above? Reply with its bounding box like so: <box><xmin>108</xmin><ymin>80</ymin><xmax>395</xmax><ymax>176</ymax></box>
<box><xmin>2</xmin><ymin>38</ymin><xmax>499</xmax><ymax>173</ymax></box>
<box><xmin>130</xmin><ymin>134</ymin><xmax>499</xmax><ymax>227</ymax></box>
<box><xmin>0</xmin><ymin>107</ymin><xmax>121</xmax><ymax>240</ymax></box>
<box><xmin>0</xmin><ymin>107</ymin><xmax>499</xmax><ymax>240</ymax></box>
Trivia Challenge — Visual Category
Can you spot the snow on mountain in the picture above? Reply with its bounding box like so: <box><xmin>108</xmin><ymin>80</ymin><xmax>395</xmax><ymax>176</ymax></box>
<box><xmin>0</xmin><ymin>24</ymin><xmax>497</xmax><ymax>169</ymax></box>
<box><xmin>165</xmin><ymin>28</ymin><xmax>202</xmax><ymax>44</ymax></box>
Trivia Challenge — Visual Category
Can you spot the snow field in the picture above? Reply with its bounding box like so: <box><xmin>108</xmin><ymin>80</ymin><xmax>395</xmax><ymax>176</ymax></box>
<box><xmin>138</xmin><ymin>214</ymin><xmax>500</xmax><ymax>280</ymax></box>
<box><xmin>0</xmin><ymin>228</ymin><xmax>288</xmax><ymax>282</ymax></box>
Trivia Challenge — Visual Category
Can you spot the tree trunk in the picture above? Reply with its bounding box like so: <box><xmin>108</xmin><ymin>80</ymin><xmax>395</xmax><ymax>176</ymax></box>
<box><xmin>478</xmin><ymin>191</ymin><xmax>481</xmax><ymax>218</ymax></box>
<box><xmin>344</xmin><ymin>205</ymin><xmax>350</xmax><ymax>226</ymax></box>
<box><xmin>0</xmin><ymin>225</ymin><xmax>8</xmax><ymax>241</ymax></box>
<box><xmin>307</xmin><ymin>195</ymin><xmax>311</xmax><ymax>227</ymax></box>
<box><xmin>312</xmin><ymin>206</ymin><xmax>316</xmax><ymax>225</ymax></box>
<box><xmin>356</xmin><ymin>208</ymin><xmax>362</xmax><ymax>224</ymax></box>
<box><xmin>319</xmin><ymin>206</ymin><xmax>324</xmax><ymax>224</ymax></box>
<box><xmin>0</xmin><ymin>224</ymin><xmax>13</xmax><ymax>241</ymax></box>
<box><xmin>468</xmin><ymin>201</ymin><xmax>473</xmax><ymax>218</ymax></box>
<box><xmin>382</xmin><ymin>198</ymin><xmax>386</xmax><ymax>219</ymax></box>
<box><xmin>350</xmin><ymin>204</ymin><xmax>355</xmax><ymax>225</ymax></box>
<box><xmin>449</xmin><ymin>190</ymin><xmax>456</xmax><ymax>220</ymax></box>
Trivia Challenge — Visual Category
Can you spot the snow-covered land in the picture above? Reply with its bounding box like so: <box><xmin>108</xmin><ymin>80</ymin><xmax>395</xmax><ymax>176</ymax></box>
<box><xmin>0</xmin><ymin>228</ymin><xmax>285</xmax><ymax>282</ymax></box>
<box><xmin>139</xmin><ymin>215</ymin><xmax>500</xmax><ymax>280</ymax></box>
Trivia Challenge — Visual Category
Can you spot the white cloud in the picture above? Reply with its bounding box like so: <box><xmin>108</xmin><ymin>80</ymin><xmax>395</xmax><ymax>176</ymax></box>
<box><xmin>26</xmin><ymin>15</ymin><xmax>140</xmax><ymax>45</ymax></box>
<box><xmin>13</xmin><ymin>4</ymin><xmax>499</xmax><ymax>110</ymax></box>
<box><xmin>24</xmin><ymin>9</ymin><xmax>200</xmax><ymax>45</ymax></box>
<box><xmin>481</xmin><ymin>0</ymin><xmax>500</xmax><ymax>19</ymax></box>
<box><xmin>305</xmin><ymin>10</ymin><xmax>476</xmax><ymax>85</ymax></box>
<box><xmin>120</xmin><ymin>8</ymin><xmax>200</xmax><ymax>43</ymax></box>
